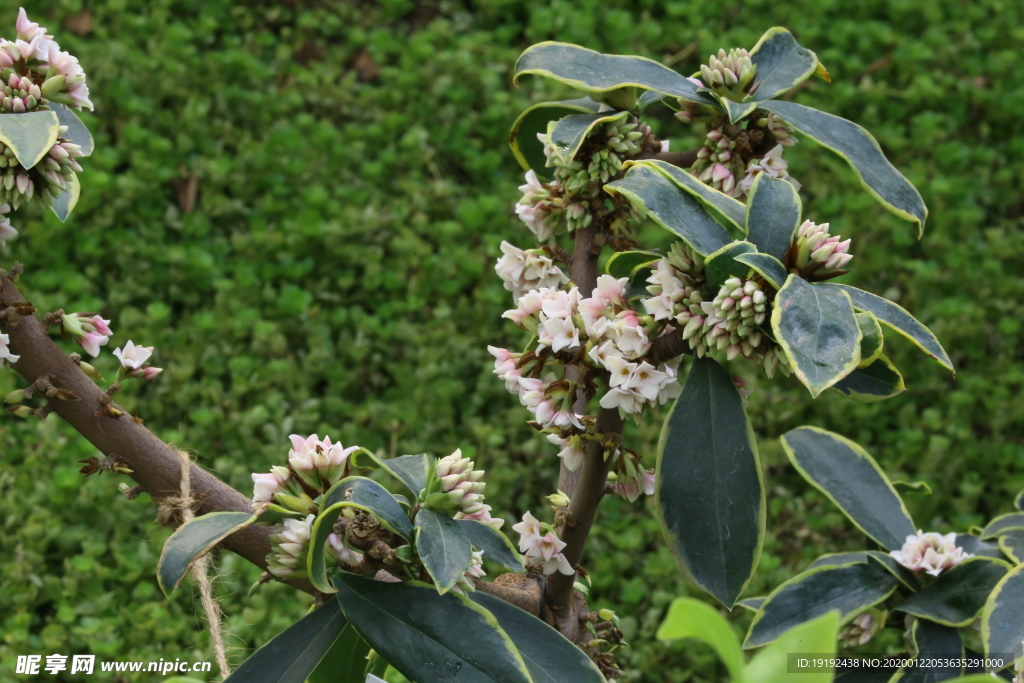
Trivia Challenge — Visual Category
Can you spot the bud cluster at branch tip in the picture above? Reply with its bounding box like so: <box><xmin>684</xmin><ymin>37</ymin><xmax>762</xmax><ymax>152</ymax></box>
<box><xmin>61</xmin><ymin>312</ymin><xmax>111</xmax><ymax>357</ymax></box>
<box><xmin>793</xmin><ymin>219</ymin><xmax>853</xmax><ymax>272</ymax></box>
<box><xmin>425</xmin><ymin>449</ymin><xmax>503</xmax><ymax>530</ymax></box>
<box><xmin>266</xmin><ymin>514</ymin><xmax>314</xmax><ymax>579</ymax></box>
<box><xmin>512</xmin><ymin>511</ymin><xmax>573</xmax><ymax>576</ymax></box>
<box><xmin>697</xmin><ymin>48</ymin><xmax>756</xmax><ymax>101</ymax></box>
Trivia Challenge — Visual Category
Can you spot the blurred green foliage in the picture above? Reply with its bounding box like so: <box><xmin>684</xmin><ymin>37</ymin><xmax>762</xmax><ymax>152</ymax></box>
<box><xmin>0</xmin><ymin>0</ymin><xmax>1021</xmax><ymax>681</ymax></box>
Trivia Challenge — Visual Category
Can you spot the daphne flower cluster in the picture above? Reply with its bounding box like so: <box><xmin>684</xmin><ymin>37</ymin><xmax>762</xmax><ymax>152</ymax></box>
<box><xmin>266</xmin><ymin>514</ymin><xmax>314</xmax><ymax>579</ymax></box>
<box><xmin>793</xmin><ymin>220</ymin><xmax>853</xmax><ymax>271</ymax></box>
<box><xmin>113</xmin><ymin>340</ymin><xmax>162</xmax><ymax>380</ymax></box>
<box><xmin>0</xmin><ymin>331</ymin><xmax>18</xmax><ymax>367</ymax></box>
<box><xmin>327</xmin><ymin>532</ymin><xmax>363</xmax><ymax>567</ymax></box>
<box><xmin>512</xmin><ymin>511</ymin><xmax>573</xmax><ymax>576</ymax></box>
<box><xmin>610</xmin><ymin>455</ymin><xmax>656</xmax><ymax>502</ymax></box>
<box><xmin>287</xmin><ymin>433</ymin><xmax>359</xmax><ymax>491</ymax></box>
<box><xmin>61</xmin><ymin>312</ymin><xmax>111</xmax><ymax>357</ymax></box>
<box><xmin>494</xmin><ymin>241</ymin><xmax>568</xmax><ymax>302</ymax></box>
<box><xmin>451</xmin><ymin>549</ymin><xmax>487</xmax><ymax>596</ymax></box>
<box><xmin>889</xmin><ymin>530</ymin><xmax>972</xmax><ymax>577</ymax></box>
<box><xmin>1</xmin><ymin>9</ymin><xmax>92</xmax><ymax>111</ymax></box>
<box><xmin>0</xmin><ymin>132</ymin><xmax>85</xmax><ymax>210</ymax></box>
<box><xmin>432</xmin><ymin>449</ymin><xmax>504</xmax><ymax>530</ymax></box>
<box><xmin>838</xmin><ymin>611</ymin><xmax>880</xmax><ymax>648</ymax></box>
<box><xmin>738</xmin><ymin>144</ymin><xmax>801</xmax><ymax>196</ymax></box>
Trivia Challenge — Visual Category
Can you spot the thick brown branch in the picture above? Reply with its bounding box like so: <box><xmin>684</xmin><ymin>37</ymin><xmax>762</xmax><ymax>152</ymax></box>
<box><xmin>0</xmin><ymin>270</ymin><xmax>312</xmax><ymax>594</ymax></box>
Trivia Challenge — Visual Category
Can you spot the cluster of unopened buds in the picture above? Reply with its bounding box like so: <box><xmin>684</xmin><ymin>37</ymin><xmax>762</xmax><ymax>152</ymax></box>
<box><xmin>0</xmin><ymin>130</ymin><xmax>85</xmax><ymax>209</ymax></box>
<box><xmin>267</xmin><ymin>513</ymin><xmax>314</xmax><ymax>579</ymax></box>
<box><xmin>608</xmin><ymin>451</ymin><xmax>656</xmax><ymax>502</ymax></box>
<box><xmin>512</xmin><ymin>511</ymin><xmax>573</xmax><ymax>576</ymax></box>
<box><xmin>698</xmin><ymin>48</ymin><xmax>756</xmax><ymax>100</ymax></box>
<box><xmin>252</xmin><ymin>434</ymin><xmax>361</xmax><ymax>513</ymax></box>
<box><xmin>692</xmin><ymin>130</ymin><xmax>799</xmax><ymax>200</ymax></box>
<box><xmin>889</xmin><ymin>530</ymin><xmax>972</xmax><ymax>577</ymax></box>
<box><xmin>61</xmin><ymin>312</ymin><xmax>111</xmax><ymax>357</ymax></box>
<box><xmin>451</xmin><ymin>549</ymin><xmax>486</xmax><ymax>596</ymax></box>
<box><xmin>792</xmin><ymin>219</ymin><xmax>853</xmax><ymax>272</ymax></box>
<box><xmin>838</xmin><ymin>609</ymin><xmax>885</xmax><ymax>648</ymax></box>
<box><xmin>494</xmin><ymin>240</ymin><xmax>568</xmax><ymax>302</ymax></box>
<box><xmin>1</xmin><ymin>9</ymin><xmax>93</xmax><ymax>111</ymax></box>
<box><xmin>426</xmin><ymin>449</ymin><xmax>503</xmax><ymax>530</ymax></box>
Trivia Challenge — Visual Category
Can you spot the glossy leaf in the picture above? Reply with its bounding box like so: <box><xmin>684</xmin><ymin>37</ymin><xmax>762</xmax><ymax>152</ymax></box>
<box><xmin>223</xmin><ymin>599</ymin><xmax>348</xmax><ymax>683</ymax></box>
<box><xmin>415</xmin><ymin>508</ymin><xmax>473</xmax><ymax>594</ymax></box>
<box><xmin>307</xmin><ymin>503</ymin><xmax>344</xmax><ymax>593</ymax></box>
<box><xmin>892</xmin><ymin>619</ymin><xmax>964</xmax><ymax>683</ymax></box>
<box><xmin>157</xmin><ymin>511</ymin><xmax>257</xmax><ymax>596</ymax></box>
<box><xmin>808</xmin><ymin>552</ymin><xmax>868</xmax><ymax>570</ymax></box>
<box><xmin>831</xmin><ymin>355</ymin><xmax>906</xmax><ymax>403</ymax></box>
<box><xmin>1015</xmin><ymin>490</ymin><xmax>1024</xmax><ymax>513</ymax></box>
<box><xmin>629</xmin><ymin>159</ymin><xmax>747</xmax><ymax>231</ymax></box>
<box><xmin>704</xmin><ymin>241</ymin><xmax>757</xmax><ymax>290</ymax></box>
<box><xmin>509</xmin><ymin>99</ymin><xmax>601</xmax><ymax>176</ymax></box>
<box><xmin>334</xmin><ymin>574</ymin><xmax>531</xmax><ymax>683</ymax></box>
<box><xmin>656</xmin><ymin>597</ymin><xmax>745</xmax><ymax>681</ymax></box>
<box><xmin>865</xmin><ymin>550</ymin><xmax>919</xmax><ymax>591</ymax></box>
<box><xmin>745</xmin><ymin>173</ymin><xmax>802</xmax><ymax>259</ymax></box>
<box><xmin>772</xmin><ymin>276</ymin><xmax>862</xmax><ymax>397</ymax></box>
<box><xmin>471</xmin><ymin>592</ymin><xmax>606</xmax><ymax>683</ymax></box>
<box><xmin>746</xmin><ymin>28</ymin><xmax>821</xmax><ymax>103</ymax></box>
<box><xmin>308</xmin><ymin>623</ymin><xmax>371</xmax><ymax>683</ymax></box>
<box><xmin>637</xmin><ymin>89</ymin><xmax>670</xmax><ymax>112</ymax></box>
<box><xmin>744</xmin><ymin>562</ymin><xmax>899</xmax><ymax>648</ymax></box>
<box><xmin>955</xmin><ymin>534</ymin><xmax>1004</xmax><ymax>560</ymax></box>
<box><xmin>997</xmin><ymin>530</ymin><xmax>1024</xmax><ymax>564</ymax></box>
<box><xmin>734</xmin><ymin>252</ymin><xmax>788</xmax><ymax>290</ymax></box>
<box><xmin>896</xmin><ymin>557</ymin><xmax>1011</xmax><ymax>627</ymax></box>
<box><xmin>320</xmin><ymin>476</ymin><xmax>414</xmax><ymax>541</ymax></box>
<box><xmin>982</xmin><ymin>563</ymin><xmax>1024</xmax><ymax>665</ymax></box>
<box><xmin>605</xmin><ymin>164</ymin><xmax>733</xmax><ymax>256</ymax></box>
<box><xmin>981</xmin><ymin>513</ymin><xmax>1024</xmax><ymax>540</ymax></box>
<box><xmin>0</xmin><ymin>110</ymin><xmax>60</xmax><ymax>169</ymax></box>
<box><xmin>549</xmin><ymin>110</ymin><xmax>629</xmax><ymax>165</ymax></box>
<box><xmin>737</xmin><ymin>597</ymin><xmax>766</xmax><ymax>613</ymax></box>
<box><xmin>50</xmin><ymin>102</ymin><xmax>94</xmax><ymax>156</ymax></box>
<box><xmin>823</xmin><ymin>284</ymin><xmax>953</xmax><ymax>373</ymax></box>
<box><xmin>514</xmin><ymin>42</ymin><xmax>717</xmax><ymax>105</ymax></box>
<box><xmin>855</xmin><ymin>312</ymin><xmax>885</xmax><ymax>367</ymax></box>
<box><xmin>745</xmin><ymin>611</ymin><xmax>840</xmax><ymax>683</ymax></box>
<box><xmin>458</xmin><ymin>519</ymin><xmax>525</xmax><ymax>572</ymax></box>
<box><xmin>605</xmin><ymin>250</ymin><xmax>662</xmax><ymax>279</ymax></box>
<box><xmin>49</xmin><ymin>172</ymin><xmax>81</xmax><ymax>223</ymax></box>
<box><xmin>717</xmin><ymin>98</ymin><xmax>760</xmax><ymax>125</ymax></box>
<box><xmin>365</xmin><ymin>453</ymin><xmax>432</xmax><ymax>497</ymax></box>
<box><xmin>782</xmin><ymin>427</ymin><xmax>916</xmax><ymax>550</ymax></box>
<box><xmin>656</xmin><ymin>357</ymin><xmax>765</xmax><ymax>608</ymax></box>
<box><xmin>759</xmin><ymin>100</ymin><xmax>927</xmax><ymax>233</ymax></box>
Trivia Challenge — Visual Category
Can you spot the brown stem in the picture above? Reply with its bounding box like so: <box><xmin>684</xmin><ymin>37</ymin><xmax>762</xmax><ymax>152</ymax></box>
<box><xmin>0</xmin><ymin>270</ymin><xmax>313</xmax><ymax>594</ymax></box>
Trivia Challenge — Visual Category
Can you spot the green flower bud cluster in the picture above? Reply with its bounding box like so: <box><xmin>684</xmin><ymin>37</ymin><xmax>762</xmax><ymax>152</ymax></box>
<box><xmin>451</xmin><ymin>548</ymin><xmax>487</xmax><ymax>596</ymax></box>
<box><xmin>753</xmin><ymin>113</ymin><xmax>796</xmax><ymax>147</ymax></box>
<box><xmin>793</xmin><ymin>220</ymin><xmax>853</xmax><ymax>272</ymax></box>
<box><xmin>698</xmin><ymin>48</ymin><xmax>756</xmax><ymax>101</ymax></box>
<box><xmin>423</xmin><ymin>449</ymin><xmax>488</xmax><ymax>515</ymax></box>
<box><xmin>0</xmin><ymin>129</ymin><xmax>83</xmax><ymax>209</ymax></box>
<box><xmin>761</xmin><ymin>346</ymin><xmax>791</xmax><ymax>379</ymax></box>
<box><xmin>1</xmin><ymin>72</ymin><xmax>43</xmax><ymax>112</ymax></box>
<box><xmin>703</xmin><ymin>277</ymin><xmax>769</xmax><ymax>361</ymax></box>
<box><xmin>838</xmin><ymin>610</ymin><xmax>885</xmax><ymax>648</ymax></box>
<box><xmin>644</xmin><ymin>242</ymin><xmax>709</xmax><ymax>355</ymax></box>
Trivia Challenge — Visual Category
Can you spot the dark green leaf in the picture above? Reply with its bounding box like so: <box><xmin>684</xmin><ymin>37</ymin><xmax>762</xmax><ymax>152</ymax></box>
<box><xmin>656</xmin><ymin>357</ymin><xmax>765</xmax><ymax>608</ymax></box>
<box><xmin>981</xmin><ymin>513</ymin><xmax>1024</xmax><ymax>540</ymax></box>
<box><xmin>896</xmin><ymin>558</ymin><xmax>1011</xmax><ymax>627</ymax></box>
<box><xmin>157</xmin><ymin>511</ymin><xmax>257</xmax><ymax>596</ymax></box>
<box><xmin>1016</xmin><ymin>490</ymin><xmax>1024</xmax><ymax>513</ymax></box>
<box><xmin>744</xmin><ymin>562</ymin><xmax>899</xmax><ymax>648</ymax></box>
<box><xmin>50</xmin><ymin>102</ymin><xmax>94</xmax><ymax>156</ymax></box>
<box><xmin>744</xmin><ymin>170</ymin><xmax>802</xmax><ymax>260</ymax></box>
<box><xmin>471</xmin><ymin>592</ymin><xmax>606</xmax><ymax>683</ymax></box>
<box><xmin>855</xmin><ymin>312</ymin><xmax>885</xmax><ymax>367</ymax></box>
<box><xmin>737</xmin><ymin>597</ymin><xmax>767</xmax><ymax>613</ymax></box>
<box><xmin>549</xmin><ymin>110</ymin><xmax>629</xmax><ymax>165</ymax></box>
<box><xmin>605</xmin><ymin>164</ymin><xmax>733</xmax><ymax>256</ymax></box>
<box><xmin>308</xmin><ymin>624</ymin><xmax>371</xmax><ymax>683</ymax></box>
<box><xmin>734</xmin><ymin>252</ymin><xmax>788</xmax><ymax>290</ymax></box>
<box><xmin>365</xmin><ymin>453</ymin><xmax>432</xmax><ymax>497</ymax></box>
<box><xmin>703</xmin><ymin>241</ymin><xmax>757</xmax><ymax>290</ymax></box>
<box><xmin>998</xmin><ymin>530</ymin><xmax>1024</xmax><ymax>564</ymax></box>
<box><xmin>717</xmin><ymin>98</ymin><xmax>760</xmax><ymax>125</ymax></box>
<box><xmin>982</xmin><ymin>563</ymin><xmax>1024</xmax><ymax>665</ymax></box>
<box><xmin>823</xmin><ymin>284</ymin><xmax>953</xmax><ymax>373</ymax></box>
<box><xmin>0</xmin><ymin>110</ymin><xmax>60</xmax><ymax>168</ymax></box>
<box><xmin>808</xmin><ymin>552</ymin><xmax>868</xmax><ymax>570</ymax></box>
<box><xmin>605</xmin><ymin>250</ymin><xmax>662</xmax><ymax>279</ymax></box>
<box><xmin>955</xmin><ymin>534</ymin><xmax>1004</xmax><ymax>560</ymax></box>
<box><xmin>772</xmin><ymin>276</ymin><xmax>862</xmax><ymax>397</ymax></box>
<box><xmin>320</xmin><ymin>476</ymin><xmax>413</xmax><ymax>541</ymax></box>
<box><xmin>415</xmin><ymin>508</ymin><xmax>473</xmax><ymax>594</ymax></box>
<box><xmin>759</xmin><ymin>100</ymin><xmax>927</xmax><ymax>233</ymax></box>
<box><xmin>514</xmin><ymin>42</ymin><xmax>717</xmax><ymax>105</ymax></box>
<box><xmin>895</xmin><ymin>619</ymin><xmax>964</xmax><ymax>683</ymax></box>
<box><xmin>628</xmin><ymin>159</ymin><xmax>747</xmax><ymax>231</ymax></box>
<box><xmin>747</xmin><ymin>28</ymin><xmax>821</xmax><ymax>102</ymax></box>
<box><xmin>334</xmin><ymin>574</ymin><xmax>531</xmax><ymax>683</ymax></box>
<box><xmin>831</xmin><ymin>355</ymin><xmax>906</xmax><ymax>403</ymax></box>
<box><xmin>637</xmin><ymin>89</ymin><xmax>669</xmax><ymax>112</ymax></box>
<box><xmin>865</xmin><ymin>551</ymin><xmax>920</xmax><ymax>591</ymax></box>
<box><xmin>224</xmin><ymin>599</ymin><xmax>348</xmax><ymax>683</ymax></box>
<box><xmin>510</xmin><ymin>99</ymin><xmax>601</xmax><ymax>177</ymax></box>
<box><xmin>782</xmin><ymin>427</ymin><xmax>916</xmax><ymax>549</ymax></box>
<box><xmin>458</xmin><ymin>519</ymin><xmax>525</xmax><ymax>572</ymax></box>
<box><xmin>49</xmin><ymin>173</ymin><xmax>81</xmax><ymax>223</ymax></box>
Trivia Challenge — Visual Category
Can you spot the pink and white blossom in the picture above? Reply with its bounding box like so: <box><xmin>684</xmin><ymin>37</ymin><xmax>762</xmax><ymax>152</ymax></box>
<box><xmin>0</xmin><ymin>332</ymin><xmax>19</xmax><ymax>367</ymax></box>
<box><xmin>252</xmin><ymin>466</ymin><xmax>291</xmax><ymax>505</ymax></box>
<box><xmin>547</xmin><ymin>434</ymin><xmax>585</xmax><ymax>471</ymax></box>
<box><xmin>113</xmin><ymin>340</ymin><xmax>153</xmax><ymax>369</ymax></box>
<box><xmin>495</xmin><ymin>241</ymin><xmax>568</xmax><ymax>302</ymax></box>
<box><xmin>524</xmin><ymin>532</ymin><xmax>574</xmax><ymax>575</ymax></box>
<box><xmin>889</xmin><ymin>530</ymin><xmax>972</xmax><ymax>577</ymax></box>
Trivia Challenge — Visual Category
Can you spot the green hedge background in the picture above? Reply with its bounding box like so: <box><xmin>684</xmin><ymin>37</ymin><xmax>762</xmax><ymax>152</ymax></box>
<box><xmin>1</xmin><ymin>0</ymin><xmax>1021</xmax><ymax>680</ymax></box>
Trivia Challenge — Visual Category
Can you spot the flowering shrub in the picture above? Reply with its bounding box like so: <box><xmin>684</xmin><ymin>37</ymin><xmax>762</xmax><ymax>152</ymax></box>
<box><xmin>2</xmin><ymin>10</ymin><xmax>1023</xmax><ymax>683</ymax></box>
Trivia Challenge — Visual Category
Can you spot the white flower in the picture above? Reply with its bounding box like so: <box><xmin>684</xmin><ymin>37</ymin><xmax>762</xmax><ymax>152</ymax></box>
<box><xmin>889</xmin><ymin>530</ymin><xmax>972</xmax><ymax>577</ymax></box>
<box><xmin>524</xmin><ymin>532</ymin><xmax>574</xmax><ymax>575</ymax></box>
<box><xmin>599</xmin><ymin>386</ymin><xmax>645</xmax><ymax>415</ymax></box>
<box><xmin>512</xmin><ymin>511</ymin><xmax>544</xmax><ymax>553</ymax></box>
<box><xmin>251</xmin><ymin>466</ymin><xmax>291</xmax><ymax>504</ymax></box>
<box><xmin>540</xmin><ymin>315</ymin><xmax>579</xmax><ymax>352</ymax></box>
<box><xmin>629</xmin><ymin>362</ymin><xmax>668</xmax><ymax>401</ymax></box>
<box><xmin>495</xmin><ymin>241</ymin><xmax>568</xmax><ymax>302</ymax></box>
<box><xmin>547</xmin><ymin>434</ymin><xmax>585</xmax><ymax>471</ymax></box>
<box><xmin>0</xmin><ymin>332</ymin><xmax>20</xmax><ymax>366</ymax></box>
<box><xmin>267</xmin><ymin>514</ymin><xmax>315</xmax><ymax>578</ymax></box>
<box><xmin>112</xmin><ymin>340</ymin><xmax>153</xmax><ymax>369</ymax></box>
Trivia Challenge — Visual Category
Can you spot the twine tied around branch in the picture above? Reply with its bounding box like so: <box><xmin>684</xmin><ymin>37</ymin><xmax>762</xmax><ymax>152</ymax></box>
<box><xmin>156</xmin><ymin>449</ymin><xmax>232</xmax><ymax>680</ymax></box>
